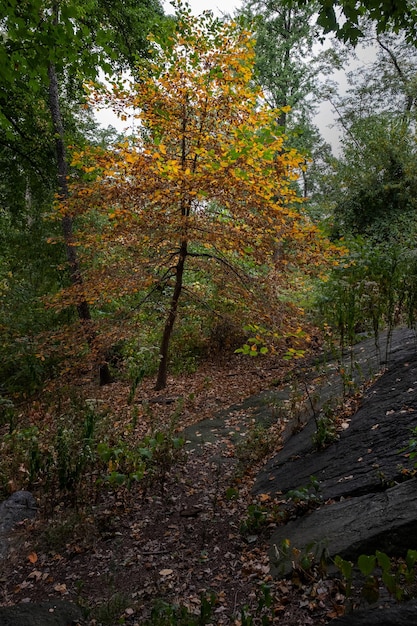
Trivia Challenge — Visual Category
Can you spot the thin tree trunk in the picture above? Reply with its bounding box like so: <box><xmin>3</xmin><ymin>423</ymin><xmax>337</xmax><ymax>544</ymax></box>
<box><xmin>155</xmin><ymin>105</ymin><xmax>190</xmax><ymax>391</ymax></box>
<box><xmin>47</xmin><ymin>63</ymin><xmax>91</xmax><ymax>321</ymax></box>
<box><xmin>47</xmin><ymin>62</ymin><xmax>112</xmax><ymax>384</ymax></box>
<box><xmin>155</xmin><ymin>240</ymin><xmax>188</xmax><ymax>390</ymax></box>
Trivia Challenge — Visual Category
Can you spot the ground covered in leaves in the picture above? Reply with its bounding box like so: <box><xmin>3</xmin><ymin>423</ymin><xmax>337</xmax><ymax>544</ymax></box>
<box><xmin>0</xmin><ymin>352</ymin><xmax>353</xmax><ymax>624</ymax></box>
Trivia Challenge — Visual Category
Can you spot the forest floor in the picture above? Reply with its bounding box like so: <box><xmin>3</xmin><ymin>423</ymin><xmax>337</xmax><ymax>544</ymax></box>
<box><xmin>0</xmin><ymin>347</ymin><xmax>360</xmax><ymax>625</ymax></box>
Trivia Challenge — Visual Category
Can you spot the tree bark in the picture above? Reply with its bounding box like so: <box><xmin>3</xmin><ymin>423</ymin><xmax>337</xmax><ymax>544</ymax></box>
<box><xmin>47</xmin><ymin>62</ymin><xmax>112</xmax><ymax>383</ymax></box>
<box><xmin>155</xmin><ymin>240</ymin><xmax>188</xmax><ymax>390</ymax></box>
<box><xmin>47</xmin><ymin>63</ymin><xmax>91</xmax><ymax>321</ymax></box>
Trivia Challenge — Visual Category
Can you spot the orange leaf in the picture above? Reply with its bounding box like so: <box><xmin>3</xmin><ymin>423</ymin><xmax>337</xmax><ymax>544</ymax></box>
<box><xmin>258</xmin><ymin>493</ymin><xmax>271</xmax><ymax>502</ymax></box>
<box><xmin>28</xmin><ymin>552</ymin><xmax>38</xmax><ymax>564</ymax></box>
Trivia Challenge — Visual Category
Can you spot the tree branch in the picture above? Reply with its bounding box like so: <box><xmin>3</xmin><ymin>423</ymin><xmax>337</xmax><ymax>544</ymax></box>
<box><xmin>376</xmin><ymin>35</ymin><xmax>414</xmax><ymax>112</ymax></box>
<box><xmin>187</xmin><ymin>250</ymin><xmax>250</xmax><ymax>287</ymax></box>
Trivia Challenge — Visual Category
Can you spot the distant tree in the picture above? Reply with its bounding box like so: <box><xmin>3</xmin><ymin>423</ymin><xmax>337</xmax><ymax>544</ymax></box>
<box><xmin>238</xmin><ymin>0</ymin><xmax>339</xmax><ymax>205</ymax></box>
<box><xmin>239</xmin><ymin>0</ymin><xmax>327</xmax><ymax>123</ymax></box>
<box><xmin>320</xmin><ymin>26</ymin><xmax>417</xmax><ymax>240</ymax></box>
<box><xmin>330</xmin><ymin>28</ymin><xmax>417</xmax><ymax>123</ymax></box>
<box><xmin>331</xmin><ymin>115</ymin><xmax>417</xmax><ymax>240</ymax></box>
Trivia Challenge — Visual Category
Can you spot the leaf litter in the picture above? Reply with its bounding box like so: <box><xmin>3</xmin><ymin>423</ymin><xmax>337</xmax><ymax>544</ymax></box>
<box><xmin>0</xmin><ymin>351</ymin><xmax>349</xmax><ymax>623</ymax></box>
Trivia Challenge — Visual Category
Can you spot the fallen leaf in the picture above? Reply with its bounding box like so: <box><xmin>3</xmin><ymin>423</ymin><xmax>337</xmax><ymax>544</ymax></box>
<box><xmin>258</xmin><ymin>493</ymin><xmax>270</xmax><ymax>502</ymax></box>
<box><xmin>28</xmin><ymin>552</ymin><xmax>38</xmax><ymax>564</ymax></box>
<box><xmin>159</xmin><ymin>569</ymin><xmax>173</xmax><ymax>576</ymax></box>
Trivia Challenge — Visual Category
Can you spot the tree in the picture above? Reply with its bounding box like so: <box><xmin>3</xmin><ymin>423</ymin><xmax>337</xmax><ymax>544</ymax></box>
<box><xmin>238</xmin><ymin>0</ymin><xmax>339</xmax><ymax>205</ymax></box>
<box><xmin>0</xmin><ymin>0</ymin><xmax>164</xmax><ymax>387</ymax></box>
<box><xmin>320</xmin><ymin>26</ymin><xmax>417</xmax><ymax>240</ymax></box>
<box><xmin>330</xmin><ymin>28</ymin><xmax>417</xmax><ymax>122</ymax></box>
<box><xmin>290</xmin><ymin>0</ymin><xmax>417</xmax><ymax>44</ymax></box>
<box><xmin>59</xmin><ymin>5</ymin><xmax>337</xmax><ymax>390</ymax></box>
<box><xmin>0</xmin><ymin>0</ymin><xmax>164</xmax><ymax>260</ymax></box>
<box><xmin>240</xmin><ymin>0</ymin><xmax>324</xmax><ymax>122</ymax></box>
<box><xmin>330</xmin><ymin>115</ymin><xmax>417</xmax><ymax>240</ymax></box>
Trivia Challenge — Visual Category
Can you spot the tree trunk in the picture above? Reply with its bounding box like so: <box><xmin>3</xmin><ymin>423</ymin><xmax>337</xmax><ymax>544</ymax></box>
<box><xmin>47</xmin><ymin>62</ymin><xmax>112</xmax><ymax>383</ymax></box>
<box><xmin>155</xmin><ymin>240</ymin><xmax>188</xmax><ymax>390</ymax></box>
<box><xmin>47</xmin><ymin>63</ymin><xmax>91</xmax><ymax>321</ymax></box>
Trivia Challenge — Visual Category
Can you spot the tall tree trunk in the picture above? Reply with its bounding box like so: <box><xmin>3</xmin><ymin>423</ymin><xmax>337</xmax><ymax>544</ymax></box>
<box><xmin>47</xmin><ymin>62</ymin><xmax>112</xmax><ymax>384</ymax></box>
<box><xmin>47</xmin><ymin>63</ymin><xmax>91</xmax><ymax>321</ymax></box>
<box><xmin>155</xmin><ymin>241</ymin><xmax>188</xmax><ymax>390</ymax></box>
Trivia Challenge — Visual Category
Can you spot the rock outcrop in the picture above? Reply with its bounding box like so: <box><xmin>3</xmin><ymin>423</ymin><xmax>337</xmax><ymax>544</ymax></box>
<box><xmin>0</xmin><ymin>490</ymin><xmax>37</xmax><ymax>559</ymax></box>
<box><xmin>0</xmin><ymin>601</ymin><xmax>83</xmax><ymax>626</ymax></box>
<box><xmin>253</xmin><ymin>329</ymin><xmax>417</xmax><ymax>576</ymax></box>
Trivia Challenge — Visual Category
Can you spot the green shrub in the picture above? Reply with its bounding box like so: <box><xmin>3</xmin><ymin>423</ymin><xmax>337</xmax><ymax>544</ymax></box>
<box><xmin>314</xmin><ymin>237</ymin><xmax>417</xmax><ymax>351</ymax></box>
<box><xmin>335</xmin><ymin>549</ymin><xmax>417</xmax><ymax>603</ymax></box>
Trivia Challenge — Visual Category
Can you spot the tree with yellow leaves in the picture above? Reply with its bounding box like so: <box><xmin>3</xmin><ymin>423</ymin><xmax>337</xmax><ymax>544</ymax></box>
<box><xmin>60</xmin><ymin>2</ymin><xmax>336</xmax><ymax>389</ymax></box>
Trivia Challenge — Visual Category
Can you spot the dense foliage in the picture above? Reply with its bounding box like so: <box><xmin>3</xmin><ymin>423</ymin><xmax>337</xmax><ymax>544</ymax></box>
<box><xmin>2</xmin><ymin>1</ymin><xmax>417</xmax><ymax>621</ymax></box>
<box><xmin>291</xmin><ymin>0</ymin><xmax>417</xmax><ymax>44</ymax></box>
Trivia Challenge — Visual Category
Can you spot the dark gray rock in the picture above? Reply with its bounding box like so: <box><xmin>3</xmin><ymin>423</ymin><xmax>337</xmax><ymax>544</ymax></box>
<box><xmin>0</xmin><ymin>601</ymin><xmax>83</xmax><ymax>626</ymax></box>
<box><xmin>269</xmin><ymin>478</ymin><xmax>417</xmax><ymax>577</ymax></box>
<box><xmin>184</xmin><ymin>328</ymin><xmax>417</xmax><ymax>457</ymax></box>
<box><xmin>248</xmin><ymin>328</ymin><xmax>417</xmax><ymax>578</ymax></box>
<box><xmin>0</xmin><ymin>491</ymin><xmax>37</xmax><ymax>559</ymax></box>
<box><xmin>254</xmin><ymin>335</ymin><xmax>417</xmax><ymax>500</ymax></box>
<box><xmin>329</xmin><ymin>601</ymin><xmax>417</xmax><ymax>625</ymax></box>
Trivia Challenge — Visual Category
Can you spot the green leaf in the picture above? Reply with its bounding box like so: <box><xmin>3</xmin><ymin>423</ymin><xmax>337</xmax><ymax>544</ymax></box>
<box><xmin>334</xmin><ymin>555</ymin><xmax>353</xmax><ymax>580</ymax></box>
<box><xmin>361</xmin><ymin>576</ymin><xmax>379</xmax><ymax>604</ymax></box>
<box><xmin>406</xmin><ymin>549</ymin><xmax>417</xmax><ymax>571</ymax></box>
<box><xmin>381</xmin><ymin>570</ymin><xmax>398</xmax><ymax>596</ymax></box>
<box><xmin>376</xmin><ymin>550</ymin><xmax>391</xmax><ymax>573</ymax></box>
<box><xmin>139</xmin><ymin>447</ymin><xmax>153</xmax><ymax>459</ymax></box>
<box><xmin>358</xmin><ymin>554</ymin><xmax>376</xmax><ymax>577</ymax></box>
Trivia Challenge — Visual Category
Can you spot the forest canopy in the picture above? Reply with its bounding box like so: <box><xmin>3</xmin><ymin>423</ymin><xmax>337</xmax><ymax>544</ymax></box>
<box><xmin>290</xmin><ymin>0</ymin><xmax>417</xmax><ymax>44</ymax></box>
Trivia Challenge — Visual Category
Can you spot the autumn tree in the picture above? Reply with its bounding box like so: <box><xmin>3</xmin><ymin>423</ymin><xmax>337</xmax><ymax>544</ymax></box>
<box><xmin>61</xmin><ymin>4</ymin><xmax>337</xmax><ymax>390</ymax></box>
